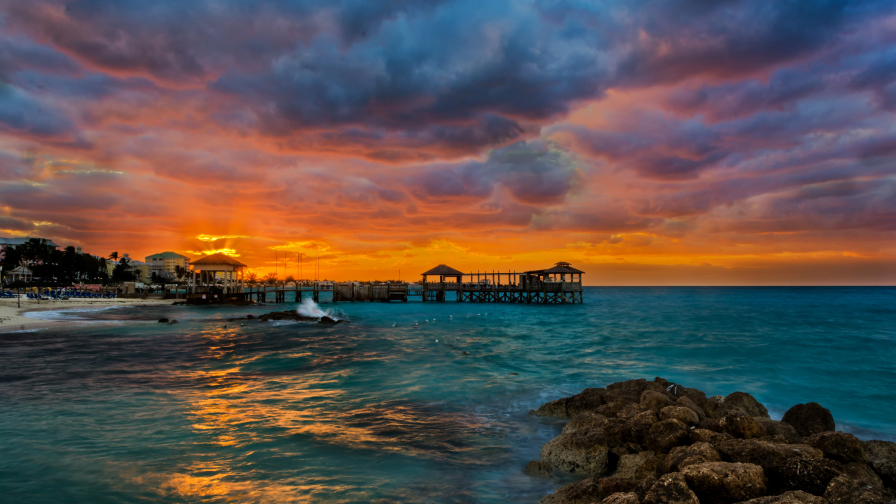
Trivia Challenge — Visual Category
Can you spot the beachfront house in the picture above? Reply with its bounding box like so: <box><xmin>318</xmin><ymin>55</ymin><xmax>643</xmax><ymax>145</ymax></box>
<box><xmin>146</xmin><ymin>251</ymin><xmax>190</xmax><ymax>281</ymax></box>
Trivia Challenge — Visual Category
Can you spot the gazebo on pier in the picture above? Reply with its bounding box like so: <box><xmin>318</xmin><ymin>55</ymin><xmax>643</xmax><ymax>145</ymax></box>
<box><xmin>420</xmin><ymin>264</ymin><xmax>464</xmax><ymax>283</ymax></box>
<box><xmin>191</xmin><ymin>253</ymin><xmax>247</xmax><ymax>294</ymax></box>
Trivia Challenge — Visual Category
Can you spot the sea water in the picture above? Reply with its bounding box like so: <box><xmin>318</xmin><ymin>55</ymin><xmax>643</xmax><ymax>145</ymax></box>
<box><xmin>1</xmin><ymin>287</ymin><xmax>894</xmax><ymax>503</ymax></box>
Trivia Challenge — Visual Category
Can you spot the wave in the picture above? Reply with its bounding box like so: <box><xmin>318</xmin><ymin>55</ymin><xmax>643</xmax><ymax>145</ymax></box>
<box><xmin>297</xmin><ymin>298</ymin><xmax>343</xmax><ymax>321</ymax></box>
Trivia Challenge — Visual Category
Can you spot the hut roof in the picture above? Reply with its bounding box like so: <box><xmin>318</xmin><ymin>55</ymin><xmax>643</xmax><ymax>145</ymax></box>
<box><xmin>421</xmin><ymin>264</ymin><xmax>464</xmax><ymax>276</ymax></box>
<box><xmin>191</xmin><ymin>253</ymin><xmax>247</xmax><ymax>268</ymax></box>
<box><xmin>543</xmin><ymin>262</ymin><xmax>585</xmax><ymax>274</ymax></box>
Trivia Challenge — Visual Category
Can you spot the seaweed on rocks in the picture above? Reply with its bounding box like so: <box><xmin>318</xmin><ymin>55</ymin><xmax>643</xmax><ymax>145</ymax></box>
<box><xmin>528</xmin><ymin>377</ymin><xmax>896</xmax><ymax>504</ymax></box>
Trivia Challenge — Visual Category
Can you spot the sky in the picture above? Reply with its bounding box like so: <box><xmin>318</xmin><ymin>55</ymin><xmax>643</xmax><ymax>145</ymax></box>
<box><xmin>1</xmin><ymin>0</ymin><xmax>895</xmax><ymax>285</ymax></box>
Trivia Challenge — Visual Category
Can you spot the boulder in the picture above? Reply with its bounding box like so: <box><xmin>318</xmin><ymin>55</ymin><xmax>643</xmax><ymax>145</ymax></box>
<box><xmin>157</xmin><ymin>318</ymin><xmax>169</xmax><ymax>323</ymax></box>
<box><xmin>807</xmin><ymin>431</ymin><xmax>867</xmax><ymax>464</ymax></box>
<box><xmin>246</xmin><ymin>314</ymin><xmax>255</xmax><ymax>319</ymax></box>
<box><xmin>615</xmin><ymin>450</ymin><xmax>663</xmax><ymax>480</ymax></box>
<box><xmin>525</xmin><ymin>460</ymin><xmax>553</xmax><ymax>478</ymax></box>
<box><xmin>539</xmin><ymin>478</ymin><xmax>605</xmax><ymax>504</ymax></box>
<box><xmin>759</xmin><ymin>420</ymin><xmax>802</xmax><ymax>443</ymax></box>
<box><xmin>541</xmin><ymin>428</ymin><xmax>610</xmax><ymax>476</ymax></box>
<box><xmin>718</xmin><ymin>411</ymin><xmax>764</xmax><ymax>439</ymax></box>
<box><xmin>598</xmin><ymin>476</ymin><xmax>640</xmax><ymax>495</ymax></box>
<box><xmin>766</xmin><ymin>457</ymin><xmax>844</xmax><ymax>495</ymax></box>
<box><xmin>666</xmin><ymin>442</ymin><xmax>723</xmax><ymax>472</ymax></box>
<box><xmin>865</xmin><ymin>440</ymin><xmax>896</xmax><ymax>489</ymax></box>
<box><xmin>845</xmin><ymin>462</ymin><xmax>885</xmax><ymax>491</ymax></box>
<box><xmin>597</xmin><ymin>401</ymin><xmax>628</xmax><ymax>418</ymax></box>
<box><xmin>715</xmin><ymin>438</ymin><xmax>822</xmax><ymax>469</ymax></box>
<box><xmin>567</xmin><ymin>388</ymin><xmax>610</xmax><ymax>417</ymax></box>
<box><xmin>690</xmin><ymin>428</ymin><xmax>734</xmax><ymax>445</ymax></box>
<box><xmin>676</xmin><ymin>396</ymin><xmax>707</xmax><ymax>421</ymax></box>
<box><xmin>625</xmin><ymin>411</ymin><xmax>659</xmax><ymax>445</ymax></box>
<box><xmin>647</xmin><ymin>418</ymin><xmax>691</xmax><ymax>453</ymax></box>
<box><xmin>642</xmin><ymin>472</ymin><xmax>700</xmax><ymax>504</ymax></box>
<box><xmin>781</xmin><ymin>403</ymin><xmax>835</xmax><ymax>437</ymax></box>
<box><xmin>641</xmin><ymin>391</ymin><xmax>674</xmax><ymax>413</ymax></box>
<box><xmin>600</xmin><ymin>493</ymin><xmax>640</xmax><ymax>504</ymax></box>
<box><xmin>824</xmin><ymin>474</ymin><xmax>889</xmax><ymax>504</ymax></box>
<box><xmin>617</xmin><ymin>403</ymin><xmax>650</xmax><ymax>420</ymax></box>
<box><xmin>680</xmin><ymin>462</ymin><xmax>768</xmax><ymax>504</ymax></box>
<box><xmin>660</xmin><ymin>406</ymin><xmax>700</xmax><ymax>426</ymax></box>
<box><xmin>736</xmin><ymin>490</ymin><xmax>829</xmax><ymax>503</ymax></box>
<box><xmin>531</xmin><ymin>397</ymin><xmax>570</xmax><ymax>418</ymax></box>
<box><xmin>722</xmin><ymin>392</ymin><xmax>771</xmax><ymax>420</ymax></box>
<box><xmin>563</xmin><ymin>412</ymin><xmax>609</xmax><ymax>434</ymax></box>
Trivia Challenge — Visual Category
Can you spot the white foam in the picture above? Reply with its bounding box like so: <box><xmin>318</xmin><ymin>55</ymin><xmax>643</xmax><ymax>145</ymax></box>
<box><xmin>297</xmin><ymin>298</ymin><xmax>339</xmax><ymax>320</ymax></box>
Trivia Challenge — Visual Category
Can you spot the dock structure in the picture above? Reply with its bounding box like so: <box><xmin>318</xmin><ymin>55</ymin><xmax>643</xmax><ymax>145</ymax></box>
<box><xmin>333</xmin><ymin>262</ymin><xmax>584</xmax><ymax>304</ymax></box>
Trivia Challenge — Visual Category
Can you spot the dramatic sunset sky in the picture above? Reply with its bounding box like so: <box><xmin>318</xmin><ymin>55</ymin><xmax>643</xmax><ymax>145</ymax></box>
<box><xmin>1</xmin><ymin>0</ymin><xmax>895</xmax><ymax>284</ymax></box>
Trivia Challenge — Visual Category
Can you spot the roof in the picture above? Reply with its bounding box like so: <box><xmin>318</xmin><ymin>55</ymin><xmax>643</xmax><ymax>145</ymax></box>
<box><xmin>146</xmin><ymin>251</ymin><xmax>189</xmax><ymax>260</ymax></box>
<box><xmin>192</xmin><ymin>253</ymin><xmax>247</xmax><ymax>268</ymax></box>
<box><xmin>543</xmin><ymin>262</ymin><xmax>585</xmax><ymax>274</ymax></box>
<box><xmin>0</xmin><ymin>237</ymin><xmax>59</xmax><ymax>248</ymax></box>
<box><xmin>421</xmin><ymin>264</ymin><xmax>464</xmax><ymax>276</ymax></box>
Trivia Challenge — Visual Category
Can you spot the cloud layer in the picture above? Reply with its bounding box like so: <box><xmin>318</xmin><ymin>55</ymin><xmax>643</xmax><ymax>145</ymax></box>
<box><xmin>1</xmin><ymin>0</ymin><xmax>895</xmax><ymax>284</ymax></box>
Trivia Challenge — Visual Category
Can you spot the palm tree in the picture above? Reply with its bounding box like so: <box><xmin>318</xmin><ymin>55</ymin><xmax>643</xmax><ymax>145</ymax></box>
<box><xmin>108</xmin><ymin>251</ymin><xmax>119</xmax><ymax>261</ymax></box>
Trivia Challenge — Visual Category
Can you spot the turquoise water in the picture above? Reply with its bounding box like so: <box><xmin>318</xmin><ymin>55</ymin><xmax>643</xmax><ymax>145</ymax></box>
<box><xmin>1</xmin><ymin>287</ymin><xmax>894</xmax><ymax>503</ymax></box>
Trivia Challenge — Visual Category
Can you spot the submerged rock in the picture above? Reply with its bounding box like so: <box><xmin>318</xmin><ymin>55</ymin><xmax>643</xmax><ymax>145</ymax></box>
<box><xmin>781</xmin><ymin>403</ymin><xmax>835</xmax><ymax>437</ymax></box>
<box><xmin>157</xmin><ymin>318</ymin><xmax>168</xmax><ymax>323</ymax></box>
<box><xmin>524</xmin><ymin>460</ymin><xmax>553</xmax><ymax>478</ymax></box>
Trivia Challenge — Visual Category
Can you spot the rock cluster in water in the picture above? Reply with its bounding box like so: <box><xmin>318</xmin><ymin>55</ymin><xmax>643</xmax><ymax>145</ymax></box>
<box><xmin>528</xmin><ymin>377</ymin><xmax>896</xmax><ymax>504</ymax></box>
<box><xmin>250</xmin><ymin>311</ymin><xmax>348</xmax><ymax>325</ymax></box>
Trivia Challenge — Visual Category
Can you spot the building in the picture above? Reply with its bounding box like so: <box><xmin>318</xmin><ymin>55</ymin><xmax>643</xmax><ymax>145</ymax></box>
<box><xmin>0</xmin><ymin>236</ymin><xmax>59</xmax><ymax>252</ymax></box>
<box><xmin>146</xmin><ymin>251</ymin><xmax>190</xmax><ymax>280</ymax></box>
<box><xmin>106</xmin><ymin>253</ymin><xmax>151</xmax><ymax>283</ymax></box>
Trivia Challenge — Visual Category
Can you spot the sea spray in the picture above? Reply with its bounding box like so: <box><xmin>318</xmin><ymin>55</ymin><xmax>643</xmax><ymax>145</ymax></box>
<box><xmin>296</xmin><ymin>298</ymin><xmax>342</xmax><ymax>320</ymax></box>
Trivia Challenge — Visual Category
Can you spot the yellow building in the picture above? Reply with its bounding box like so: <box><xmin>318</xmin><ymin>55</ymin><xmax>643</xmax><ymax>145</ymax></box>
<box><xmin>146</xmin><ymin>251</ymin><xmax>190</xmax><ymax>280</ymax></box>
<box><xmin>106</xmin><ymin>253</ymin><xmax>151</xmax><ymax>283</ymax></box>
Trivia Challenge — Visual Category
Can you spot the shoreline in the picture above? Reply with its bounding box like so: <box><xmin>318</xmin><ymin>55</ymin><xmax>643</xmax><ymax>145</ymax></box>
<box><xmin>0</xmin><ymin>298</ymin><xmax>174</xmax><ymax>333</ymax></box>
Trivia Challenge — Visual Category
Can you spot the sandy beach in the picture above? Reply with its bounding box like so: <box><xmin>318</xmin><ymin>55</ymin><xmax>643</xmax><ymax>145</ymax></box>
<box><xmin>0</xmin><ymin>297</ymin><xmax>175</xmax><ymax>333</ymax></box>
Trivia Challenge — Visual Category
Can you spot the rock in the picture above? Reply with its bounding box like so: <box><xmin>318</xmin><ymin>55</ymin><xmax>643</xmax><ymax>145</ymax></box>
<box><xmin>617</xmin><ymin>403</ymin><xmax>650</xmax><ymax>420</ymax></box>
<box><xmin>642</xmin><ymin>472</ymin><xmax>700</xmax><ymax>504</ymax></box>
<box><xmin>666</xmin><ymin>442</ymin><xmax>723</xmax><ymax>472</ymax></box>
<box><xmin>598</xmin><ymin>476</ymin><xmax>640</xmax><ymax>495</ymax></box>
<box><xmin>541</xmin><ymin>428</ymin><xmax>611</xmax><ymax>476</ymax></box>
<box><xmin>600</xmin><ymin>492</ymin><xmax>640</xmax><ymax>504</ymax></box>
<box><xmin>157</xmin><ymin>318</ymin><xmax>169</xmax><ymax>323</ymax></box>
<box><xmin>845</xmin><ymin>462</ymin><xmax>885</xmax><ymax>491</ymax></box>
<box><xmin>718</xmin><ymin>411</ymin><xmax>764</xmax><ymax>439</ymax></box>
<box><xmin>539</xmin><ymin>478</ymin><xmax>605</xmax><ymax>504</ymax></box>
<box><xmin>608</xmin><ymin>378</ymin><xmax>665</xmax><ymax>402</ymax></box>
<box><xmin>563</xmin><ymin>412</ymin><xmax>610</xmax><ymax>434</ymax></box>
<box><xmin>865</xmin><ymin>440</ymin><xmax>896</xmax><ymax>489</ymax></box>
<box><xmin>824</xmin><ymin>474</ymin><xmax>889</xmax><ymax>504</ymax></box>
<box><xmin>781</xmin><ymin>403</ymin><xmax>835</xmax><ymax>437</ymax></box>
<box><xmin>736</xmin><ymin>490</ymin><xmax>829</xmax><ymax>503</ymax></box>
<box><xmin>676</xmin><ymin>396</ymin><xmax>707</xmax><ymax>421</ymax></box>
<box><xmin>525</xmin><ymin>460</ymin><xmax>553</xmax><ymax>477</ymax></box>
<box><xmin>246</xmin><ymin>314</ymin><xmax>255</xmax><ymax>319</ymax></box>
<box><xmin>691</xmin><ymin>428</ymin><xmax>734</xmax><ymax>445</ymax></box>
<box><xmin>567</xmin><ymin>388</ymin><xmax>611</xmax><ymax>417</ymax></box>
<box><xmin>759</xmin><ymin>420</ymin><xmax>802</xmax><ymax>443</ymax></box>
<box><xmin>715</xmin><ymin>438</ymin><xmax>822</xmax><ymax>469</ymax></box>
<box><xmin>318</xmin><ymin>316</ymin><xmax>341</xmax><ymax>324</ymax></box>
<box><xmin>807</xmin><ymin>431</ymin><xmax>867</xmax><ymax>464</ymax></box>
<box><xmin>641</xmin><ymin>391</ymin><xmax>674</xmax><ymax>413</ymax></box>
<box><xmin>722</xmin><ymin>392</ymin><xmax>771</xmax><ymax>420</ymax></box>
<box><xmin>531</xmin><ymin>397</ymin><xmax>571</xmax><ymax>418</ymax></box>
<box><xmin>660</xmin><ymin>406</ymin><xmax>700</xmax><ymax>426</ymax></box>
<box><xmin>597</xmin><ymin>401</ymin><xmax>628</xmax><ymax>418</ymax></box>
<box><xmin>647</xmin><ymin>418</ymin><xmax>691</xmax><ymax>453</ymax></box>
<box><xmin>681</xmin><ymin>462</ymin><xmax>768</xmax><ymax>504</ymax></box>
<box><xmin>615</xmin><ymin>450</ymin><xmax>663</xmax><ymax>480</ymax></box>
<box><xmin>625</xmin><ymin>411</ymin><xmax>659</xmax><ymax>445</ymax></box>
<box><xmin>766</xmin><ymin>457</ymin><xmax>844</xmax><ymax>495</ymax></box>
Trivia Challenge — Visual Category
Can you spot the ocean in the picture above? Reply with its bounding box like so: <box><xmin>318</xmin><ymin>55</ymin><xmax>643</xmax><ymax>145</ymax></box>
<box><xmin>1</xmin><ymin>287</ymin><xmax>894</xmax><ymax>503</ymax></box>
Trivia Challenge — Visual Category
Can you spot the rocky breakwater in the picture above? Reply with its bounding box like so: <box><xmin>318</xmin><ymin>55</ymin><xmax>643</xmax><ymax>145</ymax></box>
<box><xmin>528</xmin><ymin>377</ymin><xmax>896</xmax><ymax>504</ymax></box>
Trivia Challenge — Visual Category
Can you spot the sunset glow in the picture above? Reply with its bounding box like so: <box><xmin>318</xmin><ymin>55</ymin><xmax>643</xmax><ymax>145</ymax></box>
<box><xmin>2</xmin><ymin>0</ymin><xmax>895</xmax><ymax>284</ymax></box>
